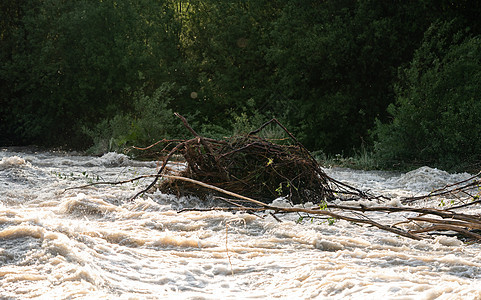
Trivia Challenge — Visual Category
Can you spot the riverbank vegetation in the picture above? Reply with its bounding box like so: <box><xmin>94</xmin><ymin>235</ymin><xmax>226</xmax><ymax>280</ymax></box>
<box><xmin>2</xmin><ymin>1</ymin><xmax>481</xmax><ymax>172</ymax></box>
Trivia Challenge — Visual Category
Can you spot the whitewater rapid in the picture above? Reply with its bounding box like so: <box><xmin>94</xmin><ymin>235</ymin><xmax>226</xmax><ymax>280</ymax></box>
<box><xmin>1</xmin><ymin>148</ymin><xmax>480</xmax><ymax>299</ymax></box>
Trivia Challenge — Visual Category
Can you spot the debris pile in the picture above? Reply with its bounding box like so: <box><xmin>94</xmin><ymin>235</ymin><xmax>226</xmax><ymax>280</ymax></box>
<box><xmin>156</xmin><ymin>114</ymin><xmax>333</xmax><ymax>205</ymax></box>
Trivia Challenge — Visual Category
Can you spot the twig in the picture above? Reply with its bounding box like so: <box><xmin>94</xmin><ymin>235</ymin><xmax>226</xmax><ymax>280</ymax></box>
<box><xmin>402</xmin><ymin>173</ymin><xmax>481</xmax><ymax>204</ymax></box>
<box><xmin>270</xmin><ymin>212</ymin><xmax>283</xmax><ymax>223</ymax></box>
<box><xmin>446</xmin><ymin>199</ymin><xmax>481</xmax><ymax>210</ymax></box>
<box><xmin>178</xmin><ymin>207</ymin><xmax>264</xmax><ymax>213</ymax></box>
<box><xmin>64</xmin><ymin>173</ymin><xmax>158</xmax><ymax>191</ymax></box>
<box><xmin>225</xmin><ymin>222</ymin><xmax>234</xmax><ymax>276</ymax></box>
<box><xmin>323</xmin><ymin>204</ymin><xmax>481</xmax><ymax>224</ymax></box>
<box><xmin>129</xmin><ymin>141</ymin><xmax>187</xmax><ymax>201</ymax></box>
<box><xmin>162</xmin><ymin>175</ymin><xmax>269</xmax><ymax>207</ymax></box>
<box><xmin>409</xmin><ymin>225</ymin><xmax>481</xmax><ymax>240</ymax></box>
<box><xmin>131</xmin><ymin>139</ymin><xmax>183</xmax><ymax>151</ymax></box>
<box><xmin>408</xmin><ymin>216</ymin><xmax>481</xmax><ymax>230</ymax></box>
<box><xmin>175</xmin><ymin>112</ymin><xmax>230</xmax><ymax>181</ymax></box>
<box><xmin>161</xmin><ymin>174</ymin><xmax>422</xmax><ymax>240</ymax></box>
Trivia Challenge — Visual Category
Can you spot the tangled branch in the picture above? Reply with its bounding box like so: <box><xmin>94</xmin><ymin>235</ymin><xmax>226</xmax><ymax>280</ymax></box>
<box><xmin>68</xmin><ymin>113</ymin><xmax>481</xmax><ymax>242</ymax></box>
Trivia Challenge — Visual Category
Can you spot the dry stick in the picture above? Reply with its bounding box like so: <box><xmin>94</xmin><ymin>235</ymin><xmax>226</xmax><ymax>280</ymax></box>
<box><xmin>219</xmin><ymin>141</ymin><xmax>265</xmax><ymax>159</ymax></box>
<box><xmin>402</xmin><ymin>175</ymin><xmax>481</xmax><ymax>204</ymax></box>
<box><xmin>433</xmin><ymin>171</ymin><xmax>481</xmax><ymax>192</ymax></box>
<box><xmin>214</xmin><ymin>196</ymin><xmax>254</xmax><ymax>208</ymax></box>
<box><xmin>175</xmin><ymin>112</ymin><xmax>202</xmax><ymax>138</ymax></box>
<box><xmin>131</xmin><ymin>139</ymin><xmax>183</xmax><ymax>151</ymax></box>
<box><xmin>325</xmin><ymin>204</ymin><xmax>481</xmax><ymax>224</ymax></box>
<box><xmin>249</xmin><ymin>118</ymin><xmax>368</xmax><ymax>199</ymax></box>
<box><xmin>408</xmin><ymin>216</ymin><xmax>481</xmax><ymax>230</ymax></box>
<box><xmin>327</xmin><ymin>177</ymin><xmax>373</xmax><ymax>200</ymax></box>
<box><xmin>225</xmin><ymin>222</ymin><xmax>234</xmax><ymax>276</ymax></box>
<box><xmin>129</xmin><ymin>141</ymin><xmax>187</xmax><ymax>201</ymax></box>
<box><xmin>270</xmin><ymin>212</ymin><xmax>283</xmax><ymax>222</ymax></box>
<box><xmin>409</xmin><ymin>224</ymin><xmax>481</xmax><ymax>240</ymax></box>
<box><xmin>132</xmin><ymin>140</ymin><xmax>164</xmax><ymax>151</ymax></box>
<box><xmin>447</xmin><ymin>199</ymin><xmax>481</xmax><ymax>210</ymax></box>
<box><xmin>166</xmin><ymin>175</ymin><xmax>422</xmax><ymax>240</ymax></box>
<box><xmin>174</xmin><ymin>112</ymin><xmax>229</xmax><ymax>181</ymax></box>
<box><xmin>64</xmin><ymin>173</ymin><xmax>161</xmax><ymax>191</ymax></box>
<box><xmin>163</xmin><ymin>175</ymin><xmax>268</xmax><ymax>207</ymax></box>
<box><xmin>178</xmin><ymin>206</ymin><xmax>265</xmax><ymax>213</ymax></box>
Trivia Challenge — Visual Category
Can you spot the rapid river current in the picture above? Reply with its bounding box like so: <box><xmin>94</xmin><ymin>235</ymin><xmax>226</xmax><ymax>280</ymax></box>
<box><xmin>1</xmin><ymin>148</ymin><xmax>481</xmax><ymax>299</ymax></box>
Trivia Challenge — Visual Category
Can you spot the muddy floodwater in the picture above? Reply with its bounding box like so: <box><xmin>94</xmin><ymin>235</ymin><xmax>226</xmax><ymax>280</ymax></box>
<box><xmin>1</xmin><ymin>148</ymin><xmax>481</xmax><ymax>299</ymax></box>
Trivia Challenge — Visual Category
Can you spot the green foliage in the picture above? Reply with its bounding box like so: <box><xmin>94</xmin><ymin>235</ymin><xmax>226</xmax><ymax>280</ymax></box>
<box><xmin>316</xmin><ymin>146</ymin><xmax>378</xmax><ymax>170</ymax></box>
<box><xmin>177</xmin><ymin>0</ymin><xmax>278</xmax><ymax>126</ymax></box>
<box><xmin>374</xmin><ymin>20</ymin><xmax>481</xmax><ymax>171</ymax></box>
<box><xmin>264</xmin><ymin>0</ymin><xmax>430</xmax><ymax>153</ymax></box>
<box><xmin>84</xmin><ymin>83</ymin><xmax>182</xmax><ymax>154</ymax></box>
<box><xmin>51</xmin><ymin>170</ymin><xmax>103</xmax><ymax>184</ymax></box>
<box><xmin>2</xmin><ymin>0</ymin><xmax>481</xmax><ymax>172</ymax></box>
<box><xmin>1</xmin><ymin>0</ymin><xmax>180</xmax><ymax>147</ymax></box>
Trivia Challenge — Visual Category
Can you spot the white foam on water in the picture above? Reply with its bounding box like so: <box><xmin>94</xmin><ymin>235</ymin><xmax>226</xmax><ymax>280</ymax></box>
<box><xmin>1</xmin><ymin>148</ymin><xmax>481</xmax><ymax>299</ymax></box>
<box><xmin>0</xmin><ymin>156</ymin><xmax>29</xmax><ymax>168</ymax></box>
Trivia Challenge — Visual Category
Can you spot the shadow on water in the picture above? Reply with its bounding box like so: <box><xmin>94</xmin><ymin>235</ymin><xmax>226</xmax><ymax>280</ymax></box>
<box><xmin>0</xmin><ymin>235</ymin><xmax>41</xmax><ymax>266</ymax></box>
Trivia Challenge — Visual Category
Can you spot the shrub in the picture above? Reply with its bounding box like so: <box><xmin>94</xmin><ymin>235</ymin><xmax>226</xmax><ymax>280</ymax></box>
<box><xmin>373</xmin><ymin>20</ymin><xmax>481</xmax><ymax>171</ymax></box>
<box><xmin>84</xmin><ymin>83</ymin><xmax>182</xmax><ymax>154</ymax></box>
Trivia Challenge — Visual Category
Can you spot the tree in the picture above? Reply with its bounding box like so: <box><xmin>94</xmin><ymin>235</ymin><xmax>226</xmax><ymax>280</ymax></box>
<box><xmin>374</xmin><ymin>19</ymin><xmax>481</xmax><ymax>171</ymax></box>
<box><xmin>1</xmin><ymin>0</ymin><xmax>182</xmax><ymax>148</ymax></box>
<box><xmin>264</xmin><ymin>0</ymin><xmax>430</xmax><ymax>153</ymax></box>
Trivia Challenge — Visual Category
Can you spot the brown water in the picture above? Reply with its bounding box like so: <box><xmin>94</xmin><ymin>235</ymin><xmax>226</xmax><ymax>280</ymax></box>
<box><xmin>1</xmin><ymin>148</ymin><xmax>480</xmax><ymax>299</ymax></box>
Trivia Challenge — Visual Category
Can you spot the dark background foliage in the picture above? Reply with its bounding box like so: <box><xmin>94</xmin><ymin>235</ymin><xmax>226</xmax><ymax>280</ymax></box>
<box><xmin>1</xmin><ymin>0</ymin><xmax>480</xmax><ymax>171</ymax></box>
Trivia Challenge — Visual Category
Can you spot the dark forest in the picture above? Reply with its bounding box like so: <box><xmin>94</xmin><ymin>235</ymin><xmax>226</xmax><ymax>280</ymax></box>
<box><xmin>1</xmin><ymin>0</ymin><xmax>480</xmax><ymax>171</ymax></box>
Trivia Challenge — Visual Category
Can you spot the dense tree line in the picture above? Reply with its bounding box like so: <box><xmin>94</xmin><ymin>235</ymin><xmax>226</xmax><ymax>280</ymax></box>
<box><xmin>1</xmin><ymin>0</ymin><xmax>480</xmax><ymax>171</ymax></box>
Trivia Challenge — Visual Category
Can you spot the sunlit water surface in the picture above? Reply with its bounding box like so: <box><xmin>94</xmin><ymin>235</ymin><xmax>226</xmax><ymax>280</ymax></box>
<box><xmin>1</xmin><ymin>148</ymin><xmax>481</xmax><ymax>299</ymax></box>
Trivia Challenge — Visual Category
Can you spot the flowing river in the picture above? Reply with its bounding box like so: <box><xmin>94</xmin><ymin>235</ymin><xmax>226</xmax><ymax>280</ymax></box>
<box><xmin>1</xmin><ymin>148</ymin><xmax>481</xmax><ymax>299</ymax></box>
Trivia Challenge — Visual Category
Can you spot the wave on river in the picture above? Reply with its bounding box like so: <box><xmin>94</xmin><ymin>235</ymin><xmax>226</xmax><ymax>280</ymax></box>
<box><xmin>1</xmin><ymin>148</ymin><xmax>480</xmax><ymax>299</ymax></box>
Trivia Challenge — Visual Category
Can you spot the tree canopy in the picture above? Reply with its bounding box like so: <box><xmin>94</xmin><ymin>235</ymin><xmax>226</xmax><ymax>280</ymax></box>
<box><xmin>1</xmin><ymin>0</ymin><xmax>480</xmax><ymax>171</ymax></box>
